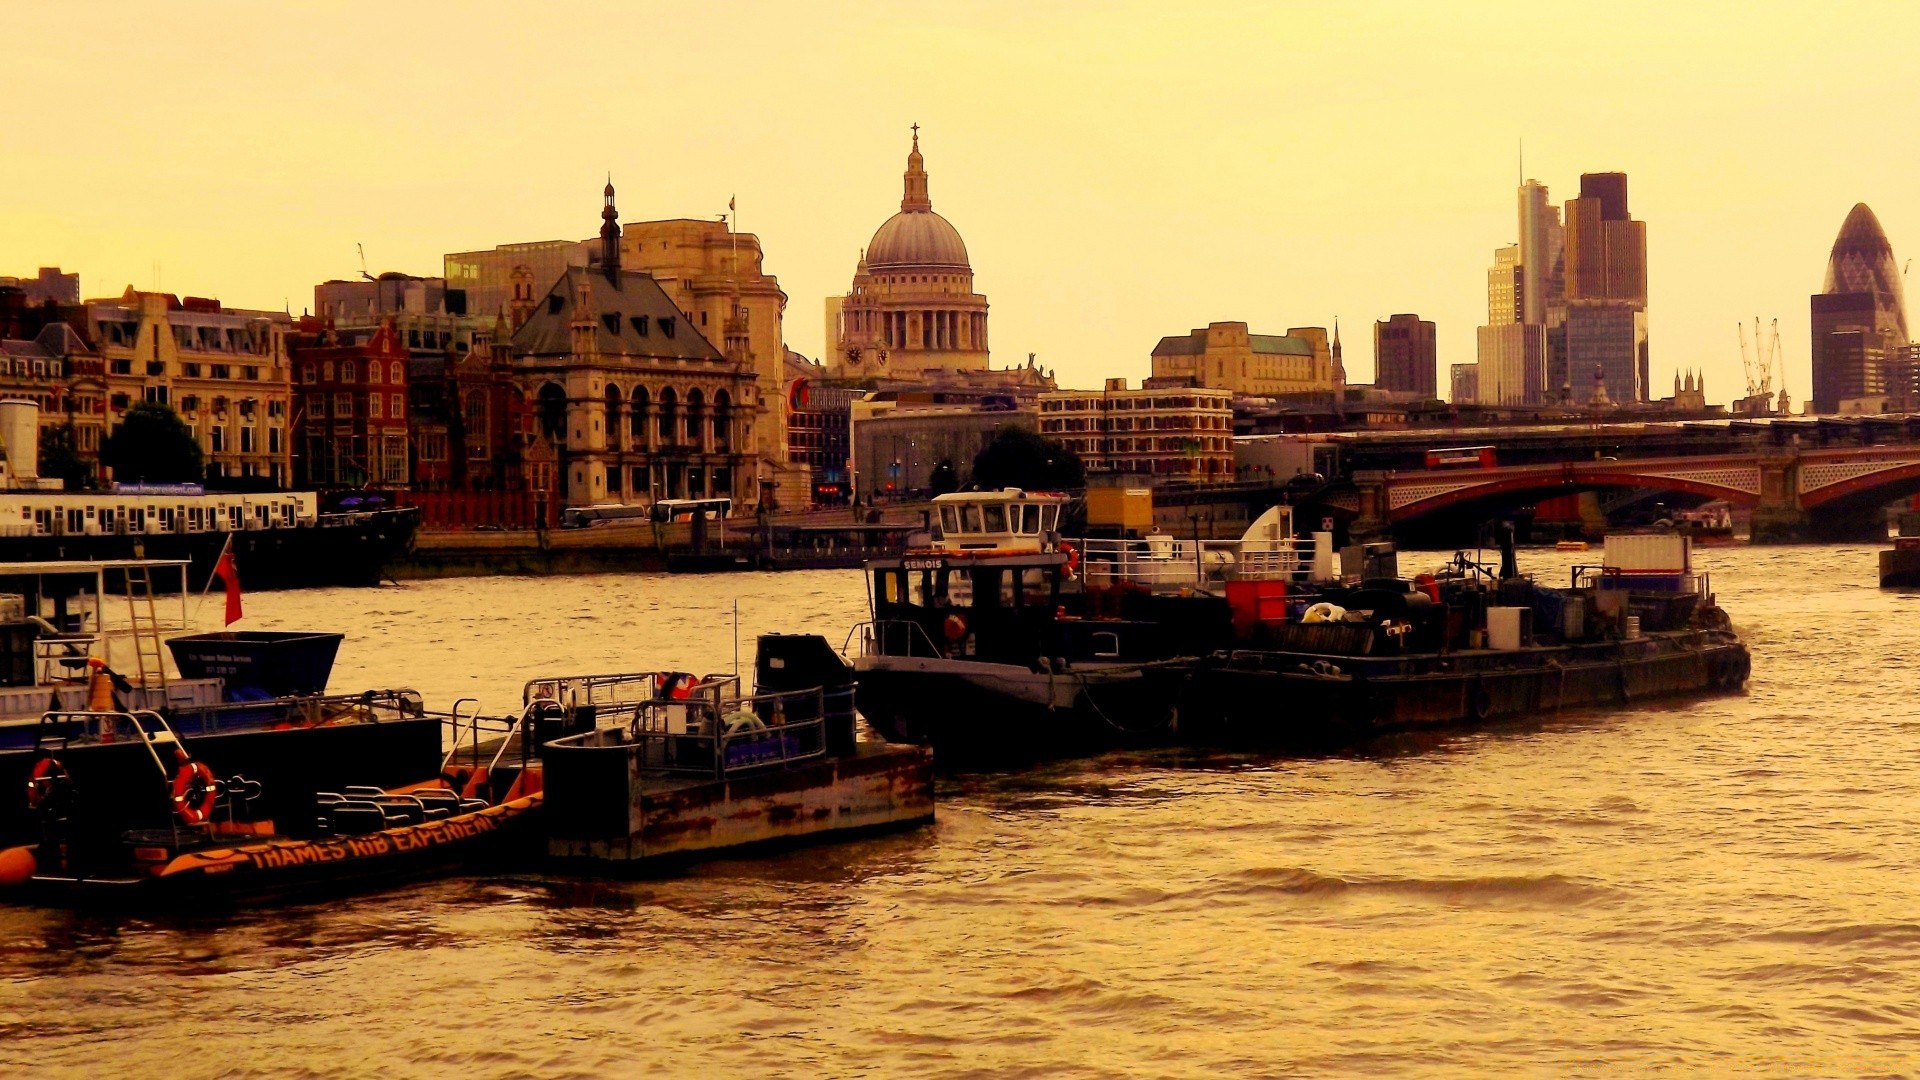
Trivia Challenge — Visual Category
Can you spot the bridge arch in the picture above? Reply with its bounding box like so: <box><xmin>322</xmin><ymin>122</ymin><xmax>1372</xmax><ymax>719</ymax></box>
<box><xmin>1386</xmin><ymin>461</ymin><xmax>1763</xmax><ymax>527</ymax></box>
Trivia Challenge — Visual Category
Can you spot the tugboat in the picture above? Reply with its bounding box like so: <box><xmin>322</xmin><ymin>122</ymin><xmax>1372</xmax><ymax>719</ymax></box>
<box><xmin>1880</xmin><ymin>511</ymin><xmax>1920</xmax><ymax>587</ymax></box>
<box><xmin>540</xmin><ymin>634</ymin><xmax>933</xmax><ymax>865</ymax></box>
<box><xmin>845</xmin><ymin>489</ymin><xmax>1315</xmax><ymax>767</ymax></box>
<box><xmin>1172</xmin><ymin>532</ymin><xmax>1751</xmax><ymax>747</ymax></box>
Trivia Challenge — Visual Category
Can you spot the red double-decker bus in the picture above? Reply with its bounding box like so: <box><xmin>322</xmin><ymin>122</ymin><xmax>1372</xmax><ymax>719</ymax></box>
<box><xmin>1424</xmin><ymin>445</ymin><xmax>1497</xmax><ymax>469</ymax></box>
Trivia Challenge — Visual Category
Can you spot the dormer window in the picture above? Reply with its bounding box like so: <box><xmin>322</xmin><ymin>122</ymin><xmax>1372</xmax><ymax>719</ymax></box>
<box><xmin>659</xmin><ymin>316</ymin><xmax>675</xmax><ymax>339</ymax></box>
<box><xmin>602</xmin><ymin>313</ymin><xmax>621</xmax><ymax>334</ymax></box>
<box><xmin>547</xmin><ymin>295</ymin><xmax>564</xmax><ymax>314</ymax></box>
<box><xmin>630</xmin><ymin>315</ymin><xmax>649</xmax><ymax>336</ymax></box>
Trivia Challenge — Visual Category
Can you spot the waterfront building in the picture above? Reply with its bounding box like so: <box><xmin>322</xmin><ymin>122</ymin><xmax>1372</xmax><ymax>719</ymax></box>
<box><xmin>509</xmin><ymin>181</ymin><xmax>757</xmax><ymax>508</ymax></box>
<box><xmin>289</xmin><ymin>319</ymin><xmax>411</xmax><ymax>487</ymax></box>
<box><xmin>1373</xmin><ymin>314</ymin><xmax>1437</xmax><ymax>399</ymax></box>
<box><xmin>0</xmin><ymin>289</ymin><xmax>107</xmax><ymax>474</ymax></box>
<box><xmin>315</xmin><ymin>273</ymin><xmax>487</xmax><ymax>358</ymax></box>
<box><xmin>1038</xmin><ymin>379</ymin><xmax>1233</xmax><ymax>482</ymax></box>
<box><xmin>849</xmin><ymin>393</ymin><xmax>1033</xmax><ymax>502</ymax></box>
<box><xmin>620</xmin><ymin>217</ymin><xmax>805</xmax><ymax>502</ymax></box>
<box><xmin>1810</xmin><ymin>203</ymin><xmax>1909</xmax><ymax>415</ymax></box>
<box><xmin>1149</xmin><ymin>321</ymin><xmax>1333</xmax><ymax>396</ymax></box>
<box><xmin>1450</xmin><ymin>362</ymin><xmax>1478</xmax><ymax>404</ymax></box>
<box><xmin>784</xmin><ymin>353</ymin><xmax>855</xmax><ymax>504</ymax></box>
<box><xmin>1562</xmin><ymin>172</ymin><xmax>1648</xmax><ymax>402</ymax></box>
<box><xmin>81</xmin><ymin>288</ymin><xmax>292</xmax><ymax>485</ymax></box>
<box><xmin>0</xmin><ymin>267</ymin><xmax>80</xmax><ymax>306</ymax></box>
<box><xmin>825</xmin><ymin>129</ymin><xmax>990</xmax><ymax>379</ymax></box>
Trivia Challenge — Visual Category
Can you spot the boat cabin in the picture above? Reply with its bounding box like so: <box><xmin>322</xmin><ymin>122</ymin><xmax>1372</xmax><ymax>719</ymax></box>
<box><xmin>930</xmin><ymin>489</ymin><xmax>1063</xmax><ymax>554</ymax></box>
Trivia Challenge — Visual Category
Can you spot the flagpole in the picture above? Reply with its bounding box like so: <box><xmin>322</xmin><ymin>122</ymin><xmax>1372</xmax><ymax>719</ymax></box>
<box><xmin>190</xmin><ymin>533</ymin><xmax>235</xmax><ymax>626</ymax></box>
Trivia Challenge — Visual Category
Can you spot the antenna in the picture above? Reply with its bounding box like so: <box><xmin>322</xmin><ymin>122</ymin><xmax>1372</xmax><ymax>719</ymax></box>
<box><xmin>358</xmin><ymin>243</ymin><xmax>374</xmax><ymax>282</ymax></box>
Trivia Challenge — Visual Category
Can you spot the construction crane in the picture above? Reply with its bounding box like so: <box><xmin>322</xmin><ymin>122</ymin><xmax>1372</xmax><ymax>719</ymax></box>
<box><xmin>357</xmin><ymin>243</ymin><xmax>375</xmax><ymax>282</ymax></box>
<box><xmin>1738</xmin><ymin>317</ymin><xmax>1782</xmax><ymax>400</ymax></box>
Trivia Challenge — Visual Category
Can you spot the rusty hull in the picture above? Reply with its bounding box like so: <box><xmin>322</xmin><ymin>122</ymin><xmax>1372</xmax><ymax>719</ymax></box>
<box><xmin>548</xmin><ymin>742</ymin><xmax>933</xmax><ymax>864</ymax></box>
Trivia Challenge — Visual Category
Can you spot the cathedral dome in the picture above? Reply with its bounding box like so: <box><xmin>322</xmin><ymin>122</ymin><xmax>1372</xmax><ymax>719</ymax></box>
<box><xmin>863</xmin><ymin>129</ymin><xmax>971</xmax><ymax>273</ymax></box>
<box><xmin>867</xmin><ymin>210</ymin><xmax>970</xmax><ymax>271</ymax></box>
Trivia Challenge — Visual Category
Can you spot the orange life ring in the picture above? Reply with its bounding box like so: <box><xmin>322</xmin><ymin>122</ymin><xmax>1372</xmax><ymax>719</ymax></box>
<box><xmin>171</xmin><ymin>760</ymin><xmax>218</xmax><ymax>826</ymax></box>
<box><xmin>26</xmin><ymin>756</ymin><xmax>68</xmax><ymax>811</ymax></box>
<box><xmin>942</xmin><ymin>613</ymin><xmax>968</xmax><ymax>642</ymax></box>
<box><xmin>1061</xmin><ymin>541</ymin><xmax>1081</xmax><ymax>578</ymax></box>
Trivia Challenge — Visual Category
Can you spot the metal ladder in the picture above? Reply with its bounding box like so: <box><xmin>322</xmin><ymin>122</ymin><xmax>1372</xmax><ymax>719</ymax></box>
<box><xmin>121</xmin><ymin>564</ymin><xmax>170</xmax><ymax>690</ymax></box>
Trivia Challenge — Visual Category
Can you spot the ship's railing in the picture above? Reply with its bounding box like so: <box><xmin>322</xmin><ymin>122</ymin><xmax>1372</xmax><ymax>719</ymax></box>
<box><xmin>844</xmin><ymin>620</ymin><xmax>944</xmax><ymax>659</ymax></box>
<box><xmin>171</xmin><ymin>688</ymin><xmax>426</xmax><ymax>736</ymax></box>
<box><xmin>523</xmin><ymin>671</ymin><xmax>671</xmax><ymax>708</ymax></box>
<box><xmin>1075</xmin><ymin>537</ymin><xmax>1314</xmax><ymax>588</ymax></box>
<box><xmin>625</xmin><ymin>685</ymin><xmax>840</xmax><ymax>778</ymax></box>
<box><xmin>35</xmin><ymin>709</ymin><xmax>182</xmax><ymax>780</ymax></box>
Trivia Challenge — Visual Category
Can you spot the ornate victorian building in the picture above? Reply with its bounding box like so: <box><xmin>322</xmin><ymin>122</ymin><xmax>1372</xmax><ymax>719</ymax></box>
<box><xmin>825</xmin><ymin>129</ymin><xmax>990</xmax><ymax>379</ymax></box>
<box><xmin>510</xmin><ymin>182</ymin><xmax>758</xmax><ymax>508</ymax></box>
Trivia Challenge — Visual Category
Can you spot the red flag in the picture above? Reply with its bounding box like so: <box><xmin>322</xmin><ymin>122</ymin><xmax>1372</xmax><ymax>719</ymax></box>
<box><xmin>213</xmin><ymin>543</ymin><xmax>243</xmax><ymax>626</ymax></box>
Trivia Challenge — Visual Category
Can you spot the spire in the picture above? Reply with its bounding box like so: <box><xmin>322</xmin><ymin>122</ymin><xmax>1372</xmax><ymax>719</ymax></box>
<box><xmin>600</xmin><ymin>176</ymin><xmax>621</xmax><ymax>281</ymax></box>
<box><xmin>901</xmin><ymin>124</ymin><xmax>932</xmax><ymax>212</ymax></box>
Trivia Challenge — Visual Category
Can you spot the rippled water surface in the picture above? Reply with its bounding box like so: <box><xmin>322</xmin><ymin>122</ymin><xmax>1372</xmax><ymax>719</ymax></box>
<box><xmin>6</xmin><ymin>546</ymin><xmax>1920</xmax><ymax>1077</ymax></box>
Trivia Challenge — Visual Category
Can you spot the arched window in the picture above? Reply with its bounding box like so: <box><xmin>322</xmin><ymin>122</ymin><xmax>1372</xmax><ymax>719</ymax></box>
<box><xmin>369</xmin><ymin>361</ymin><xmax>382</xmax><ymax>385</ymax></box>
<box><xmin>342</xmin><ymin>360</ymin><xmax>356</xmax><ymax>383</ymax></box>
<box><xmin>657</xmin><ymin>387</ymin><xmax>677</xmax><ymax>442</ymax></box>
<box><xmin>391</xmin><ymin>361</ymin><xmax>404</xmax><ymax>385</ymax></box>
<box><xmin>684</xmin><ymin>388</ymin><xmax>704</xmax><ymax>443</ymax></box>
<box><xmin>535</xmin><ymin>383</ymin><xmax>565</xmax><ymax>442</ymax></box>
<box><xmin>465</xmin><ymin>389</ymin><xmax>489</xmax><ymax>441</ymax></box>
<box><xmin>712</xmin><ymin>389</ymin><xmax>732</xmax><ymax>451</ymax></box>
<box><xmin>630</xmin><ymin>386</ymin><xmax>649</xmax><ymax>440</ymax></box>
<box><xmin>605</xmin><ymin>384</ymin><xmax>623</xmax><ymax>451</ymax></box>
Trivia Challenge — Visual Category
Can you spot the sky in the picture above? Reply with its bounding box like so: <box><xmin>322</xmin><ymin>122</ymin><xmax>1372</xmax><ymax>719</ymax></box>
<box><xmin>7</xmin><ymin>1</ymin><xmax>1917</xmax><ymax>404</ymax></box>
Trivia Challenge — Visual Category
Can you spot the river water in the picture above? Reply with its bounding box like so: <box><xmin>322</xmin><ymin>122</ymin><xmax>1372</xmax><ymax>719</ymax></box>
<box><xmin>4</xmin><ymin>545</ymin><xmax>1920</xmax><ymax>1077</ymax></box>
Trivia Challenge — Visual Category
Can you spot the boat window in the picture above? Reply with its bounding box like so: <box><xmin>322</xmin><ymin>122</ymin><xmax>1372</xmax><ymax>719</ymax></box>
<box><xmin>983</xmin><ymin>503</ymin><xmax>1008</xmax><ymax>533</ymax></box>
<box><xmin>1020</xmin><ymin>505</ymin><xmax>1040</xmax><ymax>534</ymax></box>
<box><xmin>944</xmin><ymin>571</ymin><xmax>973</xmax><ymax>608</ymax></box>
<box><xmin>939</xmin><ymin>505</ymin><xmax>958</xmax><ymax>534</ymax></box>
<box><xmin>960</xmin><ymin>504</ymin><xmax>982</xmax><ymax>532</ymax></box>
<box><xmin>998</xmin><ymin>569</ymin><xmax>1016</xmax><ymax>607</ymax></box>
<box><xmin>1042</xmin><ymin>505</ymin><xmax>1058</xmax><ymax>533</ymax></box>
<box><xmin>907</xmin><ymin>570</ymin><xmax>927</xmax><ymax>607</ymax></box>
<box><xmin>1022</xmin><ymin>567</ymin><xmax>1051</xmax><ymax>604</ymax></box>
<box><xmin>877</xmin><ymin>570</ymin><xmax>900</xmax><ymax>605</ymax></box>
<box><xmin>1091</xmin><ymin>632</ymin><xmax>1121</xmax><ymax>659</ymax></box>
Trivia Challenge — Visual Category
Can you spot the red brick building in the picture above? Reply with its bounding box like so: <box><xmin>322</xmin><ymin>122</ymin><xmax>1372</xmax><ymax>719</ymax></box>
<box><xmin>290</xmin><ymin>319</ymin><xmax>411</xmax><ymax>487</ymax></box>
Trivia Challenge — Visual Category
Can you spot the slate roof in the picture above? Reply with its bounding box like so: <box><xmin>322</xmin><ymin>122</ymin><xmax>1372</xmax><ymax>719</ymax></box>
<box><xmin>511</xmin><ymin>266</ymin><xmax>725</xmax><ymax>362</ymax></box>
<box><xmin>1151</xmin><ymin>329</ymin><xmax>1314</xmax><ymax>357</ymax></box>
<box><xmin>0</xmin><ymin>322</ymin><xmax>93</xmax><ymax>359</ymax></box>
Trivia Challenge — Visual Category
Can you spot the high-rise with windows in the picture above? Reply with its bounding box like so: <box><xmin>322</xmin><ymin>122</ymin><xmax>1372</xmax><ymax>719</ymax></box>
<box><xmin>1373</xmin><ymin>314</ymin><xmax>1437</xmax><ymax>398</ymax></box>
<box><xmin>1810</xmin><ymin>203</ymin><xmax>1908</xmax><ymax>414</ymax></box>
<box><xmin>1562</xmin><ymin>172</ymin><xmax>1648</xmax><ymax>403</ymax></box>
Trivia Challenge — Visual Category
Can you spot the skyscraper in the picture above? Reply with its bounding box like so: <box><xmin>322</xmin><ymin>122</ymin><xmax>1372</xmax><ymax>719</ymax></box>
<box><xmin>1562</xmin><ymin>172</ymin><xmax>1648</xmax><ymax>403</ymax></box>
<box><xmin>1373</xmin><ymin>313</ymin><xmax>1437</xmax><ymax>398</ymax></box>
<box><xmin>1810</xmin><ymin>203</ymin><xmax>1908</xmax><ymax>414</ymax></box>
<box><xmin>1475</xmin><ymin>245</ymin><xmax>1545</xmax><ymax>405</ymax></box>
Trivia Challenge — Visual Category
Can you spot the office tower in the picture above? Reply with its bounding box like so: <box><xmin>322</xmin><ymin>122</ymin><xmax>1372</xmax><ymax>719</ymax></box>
<box><xmin>1810</xmin><ymin>203</ymin><xmax>1908</xmax><ymax>414</ymax></box>
<box><xmin>1373</xmin><ymin>314</ymin><xmax>1437</xmax><ymax>398</ymax></box>
<box><xmin>1562</xmin><ymin>172</ymin><xmax>1648</xmax><ymax>402</ymax></box>
<box><xmin>1475</xmin><ymin>245</ymin><xmax>1546</xmax><ymax>405</ymax></box>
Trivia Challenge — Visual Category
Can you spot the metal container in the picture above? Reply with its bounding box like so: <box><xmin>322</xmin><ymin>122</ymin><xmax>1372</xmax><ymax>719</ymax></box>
<box><xmin>166</xmin><ymin>631</ymin><xmax>344</xmax><ymax>697</ymax></box>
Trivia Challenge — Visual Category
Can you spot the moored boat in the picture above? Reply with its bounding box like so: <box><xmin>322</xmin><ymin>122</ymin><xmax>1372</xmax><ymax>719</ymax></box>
<box><xmin>1171</xmin><ymin>534</ymin><xmax>1751</xmax><ymax>747</ymax></box>
<box><xmin>542</xmin><ymin>633</ymin><xmax>933</xmax><ymax>865</ymax></box>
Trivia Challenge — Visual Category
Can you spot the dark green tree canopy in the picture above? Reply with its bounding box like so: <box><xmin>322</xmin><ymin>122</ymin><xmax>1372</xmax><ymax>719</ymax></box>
<box><xmin>37</xmin><ymin>423</ymin><xmax>96</xmax><ymax>491</ymax></box>
<box><xmin>928</xmin><ymin>459</ymin><xmax>959</xmax><ymax>497</ymax></box>
<box><xmin>101</xmin><ymin>402</ymin><xmax>204</xmax><ymax>484</ymax></box>
<box><xmin>970</xmin><ymin>423</ymin><xmax>1084</xmax><ymax>491</ymax></box>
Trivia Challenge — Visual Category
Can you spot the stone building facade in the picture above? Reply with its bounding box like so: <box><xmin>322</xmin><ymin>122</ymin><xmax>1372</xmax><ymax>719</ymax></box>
<box><xmin>82</xmin><ymin>288</ymin><xmax>293</xmax><ymax>485</ymax></box>
<box><xmin>825</xmin><ymin>129</ymin><xmax>990</xmax><ymax>380</ymax></box>
<box><xmin>1149</xmin><ymin>321</ymin><xmax>1333</xmax><ymax>396</ymax></box>
<box><xmin>509</xmin><ymin>183</ymin><xmax>758</xmax><ymax>508</ymax></box>
<box><xmin>1039</xmin><ymin>379</ymin><xmax>1233</xmax><ymax>482</ymax></box>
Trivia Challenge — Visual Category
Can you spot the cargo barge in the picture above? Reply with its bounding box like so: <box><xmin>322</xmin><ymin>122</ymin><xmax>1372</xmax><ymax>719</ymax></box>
<box><xmin>1172</xmin><ymin>534</ymin><xmax>1750</xmax><ymax>746</ymax></box>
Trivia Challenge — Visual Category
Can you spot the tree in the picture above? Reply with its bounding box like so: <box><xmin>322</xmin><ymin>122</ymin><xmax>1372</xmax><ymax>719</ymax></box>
<box><xmin>928</xmin><ymin>459</ymin><xmax>959</xmax><ymax>496</ymax></box>
<box><xmin>37</xmin><ymin>422</ymin><xmax>96</xmax><ymax>490</ymax></box>
<box><xmin>970</xmin><ymin>423</ymin><xmax>1084</xmax><ymax>491</ymax></box>
<box><xmin>101</xmin><ymin>402</ymin><xmax>203</xmax><ymax>484</ymax></box>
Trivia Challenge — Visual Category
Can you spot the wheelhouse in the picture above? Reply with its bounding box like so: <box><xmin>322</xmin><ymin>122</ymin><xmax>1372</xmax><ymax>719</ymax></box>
<box><xmin>930</xmin><ymin>489</ymin><xmax>1063</xmax><ymax>554</ymax></box>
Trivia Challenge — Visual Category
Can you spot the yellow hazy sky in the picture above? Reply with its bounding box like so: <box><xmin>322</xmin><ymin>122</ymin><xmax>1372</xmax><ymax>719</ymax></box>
<box><xmin>8</xmin><ymin>1</ymin><xmax>1917</xmax><ymax>401</ymax></box>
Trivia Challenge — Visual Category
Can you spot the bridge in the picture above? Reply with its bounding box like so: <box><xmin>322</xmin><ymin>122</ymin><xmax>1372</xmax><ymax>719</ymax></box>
<box><xmin>1321</xmin><ymin>444</ymin><xmax>1920</xmax><ymax>543</ymax></box>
